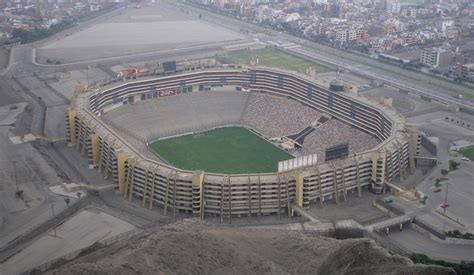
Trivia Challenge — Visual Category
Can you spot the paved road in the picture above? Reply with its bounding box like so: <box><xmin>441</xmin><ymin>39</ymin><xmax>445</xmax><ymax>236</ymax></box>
<box><xmin>284</xmin><ymin>45</ymin><xmax>474</xmax><ymax>110</ymax></box>
<box><xmin>388</xmin><ymin>227</ymin><xmax>474</xmax><ymax>262</ymax></box>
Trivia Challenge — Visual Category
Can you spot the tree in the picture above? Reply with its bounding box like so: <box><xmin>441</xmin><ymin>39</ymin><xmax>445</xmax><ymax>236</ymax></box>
<box><xmin>77</xmin><ymin>192</ymin><xmax>82</xmax><ymax>199</ymax></box>
<box><xmin>64</xmin><ymin>197</ymin><xmax>70</xmax><ymax>207</ymax></box>
<box><xmin>441</xmin><ymin>169</ymin><xmax>448</xmax><ymax>176</ymax></box>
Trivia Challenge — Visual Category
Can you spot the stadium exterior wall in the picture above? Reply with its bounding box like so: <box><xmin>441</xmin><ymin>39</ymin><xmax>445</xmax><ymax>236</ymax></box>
<box><xmin>67</xmin><ymin>66</ymin><xmax>419</xmax><ymax>221</ymax></box>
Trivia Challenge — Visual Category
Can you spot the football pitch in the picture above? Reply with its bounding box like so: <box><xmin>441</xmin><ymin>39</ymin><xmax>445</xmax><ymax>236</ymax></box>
<box><xmin>149</xmin><ymin>127</ymin><xmax>293</xmax><ymax>174</ymax></box>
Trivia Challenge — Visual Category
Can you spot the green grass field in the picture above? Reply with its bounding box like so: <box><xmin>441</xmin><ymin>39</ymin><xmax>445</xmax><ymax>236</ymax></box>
<box><xmin>461</xmin><ymin>146</ymin><xmax>474</xmax><ymax>159</ymax></box>
<box><xmin>149</xmin><ymin>127</ymin><xmax>293</xmax><ymax>174</ymax></box>
<box><xmin>223</xmin><ymin>48</ymin><xmax>331</xmax><ymax>74</ymax></box>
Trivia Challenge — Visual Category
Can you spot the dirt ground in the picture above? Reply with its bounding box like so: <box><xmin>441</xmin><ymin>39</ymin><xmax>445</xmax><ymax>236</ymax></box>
<box><xmin>46</xmin><ymin>221</ymin><xmax>454</xmax><ymax>275</ymax></box>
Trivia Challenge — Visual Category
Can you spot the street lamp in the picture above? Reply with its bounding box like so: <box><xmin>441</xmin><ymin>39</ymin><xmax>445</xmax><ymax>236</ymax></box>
<box><xmin>442</xmin><ymin>182</ymin><xmax>449</xmax><ymax>234</ymax></box>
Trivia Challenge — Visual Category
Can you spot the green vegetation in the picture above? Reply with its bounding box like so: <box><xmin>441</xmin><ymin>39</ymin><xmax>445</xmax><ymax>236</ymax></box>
<box><xmin>461</xmin><ymin>146</ymin><xmax>474</xmax><ymax>159</ymax></box>
<box><xmin>12</xmin><ymin>20</ymin><xmax>73</xmax><ymax>44</ymax></box>
<box><xmin>12</xmin><ymin>5</ymin><xmax>115</xmax><ymax>44</ymax></box>
<box><xmin>433</xmin><ymin>177</ymin><xmax>448</xmax><ymax>187</ymax></box>
<box><xmin>448</xmin><ymin>160</ymin><xmax>460</xmax><ymax>171</ymax></box>
<box><xmin>410</xmin><ymin>253</ymin><xmax>474</xmax><ymax>275</ymax></box>
<box><xmin>149</xmin><ymin>127</ymin><xmax>293</xmax><ymax>174</ymax></box>
<box><xmin>223</xmin><ymin>47</ymin><xmax>332</xmax><ymax>74</ymax></box>
<box><xmin>446</xmin><ymin>230</ymin><xmax>474</xmax><ymax>240</ymax></box>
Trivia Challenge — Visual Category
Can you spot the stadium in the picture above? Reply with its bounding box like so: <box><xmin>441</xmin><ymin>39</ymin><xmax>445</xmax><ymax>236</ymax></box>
<box><xmin>67</xmin><ymin>64</ymin><xmax>421</xmax><ymax>222</ymax></box>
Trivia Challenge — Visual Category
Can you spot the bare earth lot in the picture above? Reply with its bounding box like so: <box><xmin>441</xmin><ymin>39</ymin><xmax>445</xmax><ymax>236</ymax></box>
<box><xmin>36</xmin><ymin>6</ymin><xmax>247</xmax><ymax>63</ymax></box>
<box><xmin>0</xmin><ymin>208</ymin><xmax>135</xmax><ymax>274</ymax></box>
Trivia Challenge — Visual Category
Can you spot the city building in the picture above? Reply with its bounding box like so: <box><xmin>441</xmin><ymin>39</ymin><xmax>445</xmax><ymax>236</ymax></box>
<box><xmin>386</xmin><ymin>0</ymin><xmax>400</xmax><ymax>14</ymax></box>
<box><xmin>420</xmin><ymin>48</ymin><xmax>452</xmax><ymax>68</ymax></box>
<box><xmin>460</xmin><ymin>63</ymin><xmax>474</xmax><ymax>82</ymax></box>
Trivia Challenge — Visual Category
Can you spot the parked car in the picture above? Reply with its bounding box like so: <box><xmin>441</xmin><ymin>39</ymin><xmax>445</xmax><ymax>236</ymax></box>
<box><xmin>440</xmin><ymin>203</ymin><xmax>449</xmax><ymax>209</ymax></box>
<box><xmin>433</xmin><ymin>188</ymin><xmax>442</xmax><ymax>193</ymax></box>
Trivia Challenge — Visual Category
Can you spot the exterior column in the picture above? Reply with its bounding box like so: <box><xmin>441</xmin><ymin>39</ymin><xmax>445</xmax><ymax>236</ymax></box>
<box><xmin>277</xmin><ymin>174</ymin><xmax>282</xmax><ymax>219</ymax></box>
<box><xmin>142</xmin><ymin>169</ymin><xmax>149</xmax><ymax>208</ymax></box>
<box><xmin>163</xmin><ymin>171</ymin><xmax>173</xmax><ymax>216</ymax></box>
<box><xmin>90</xmin><ymin>134</ymin><xmax>100</xmax><ymax>168</ymax></box>
<box><xmin>116</xmin><ymin>150</ymin><xmax>128</xmax><ymax>195</ymax></box>
<box><xmin>293</xmin><ymin>173</ymin><xmax>304</xmax><ymax>217</ymax></box>
<box><xmin>248</xmin><ymin>176</ymin><xmax>252</xmax><ymax>221</ymax></box>
<box><xmin>67</xmin><ymin>109</ymin><xmax>77</xmax><ymax>146</ymax></box>
<box><xmin>192</xmin><ymin>170</ymin><xmax>205</xmax><ymax>219</ymax></box>
<box><xmin>408</xmin><ymin>135</ymin><xmax>417</xmax><ymax>174</ymax></box>
<box><xmin>149</xmin><ymin>172</ymin><xmax>157</xmax><ymax>210</ymax></box>
<box><xmin>341</xmin><ymin>168</ymin><xmax>347</xmax><ymax>201</ymax></box>
<box><xmin>356</xmin><ymin>161</ymin><xmax>361</xmax><ymax>198</ymax></box>
<box><xmin>333</xmin><ymin>170</ymin><xmax>339</xmax><ymax>204</ymax></box>
<box><xmin>317</xmin><ymin>170</ymin><xmax>324</xmax><ymax>207</ymax></box>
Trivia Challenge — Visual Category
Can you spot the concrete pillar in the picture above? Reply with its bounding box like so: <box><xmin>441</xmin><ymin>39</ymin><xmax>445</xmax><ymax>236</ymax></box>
<box><xmin>356</xmin><ymin>161</ymin><xmax>361</xmax><ymax>198</ymax></box>
<box><xmin>286</xmin><ymin>179</ymin><xmax>291</xmax><ymax>218</ymax></box>
<box><xmin>90</xmin><ymin>134</ymin><xmax>100</xmax><ymax>168</ymax></box>
<box><xmin>398</xmin><ymin>145</ymin><xmax>404</xmax><ymax>181</ymax></box>
<box><xmin>294</xmin><ymin>174</ymin><xmax>304</xmax><ymax>217</ymax></box>
<box><xmin>332</xmin><ymin>170</ymin><xmax>339</xmax><ymax>204</ymax></box>
<box><xmin>408</xmin><ymin>135</ymin><xmax>417</xmax><ymax>174</ymax></box>
<box><xmin>317</xmin><ymin>170</ymin><xmax>324</xmax><ymax>207</ymax></box>
<box><xmin>371</xmin><ymin>151</ymin><xmax>386</xmax><ymax>193</ymax></box>
<box><xmin>247</xmin><ymin>175</ymin><xmax>252</xmax><ymax>220</ymax></box>
<box><xmin>341</xmin><ymin>168</ymin><xmax>347</xmax><ymax>201</ymax></box>
<box><xmin>142</xmin><ymin>169</ymin><xmax>149</xmax><ymax>208</ymax></box>
<box><xmin>277</xmin><ymin>174</ymin><xmax>282</xmax><ymax>219</ymax></box>
<box><xmin>67</xmin><ymin>109</ymin><xmax>77</xmax><ymax>146</ymax></box>
<box><xmin>163</xmin><ymin>171</ymin><xmax>173</xmax><ymax>216</ymax></box>
<box><xmin>116</xmin><ymin>150</ymin><xmax>128</xmax><ymax>195</ymax></box>
<box><xmin>370</xmin><ymin>152</ymin><xmax>379</xmax><ymax>184</ymax></box>
<box><xmin>149</xmin><ymin>172</ymin><xmax>157</xmax><ymax>210</ymax></box>
<box><xmin>191</xmin><ymin>170</ymin><xmax>205</xmax><ymax>219</ymax></box>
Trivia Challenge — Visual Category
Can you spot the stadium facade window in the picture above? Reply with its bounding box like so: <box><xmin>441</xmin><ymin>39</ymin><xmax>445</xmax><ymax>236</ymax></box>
<box><xmin>350</xmin><ymin>103</ymin><xmax>356</xmax><ymax>118</ymax></box>
<box><xmin>249</xmin><ymin>72</ymin><xmax>257</xmax><ymax>84</ymax></box>
<box><xmin>277</xmin><ymin>75</ymin><xmax>284</xmax><ymax>88</ymax></box>
<box><xmin>307</xmin><ymin>84</ymin><xmax>312</xmax><ymax>98</ymax></box>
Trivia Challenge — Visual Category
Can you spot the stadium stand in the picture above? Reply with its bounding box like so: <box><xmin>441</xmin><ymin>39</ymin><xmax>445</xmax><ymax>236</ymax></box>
<box><xmin>102</xmin><ymin>90</ymin><xmax>249</xmax><ymax>142</ymax></box>
<box><xmin>301</xmin><ymin>119</ymin><xmax>379</xmax><ymax>161</ymax></box>
<box><xmin>241</xmin><ymin>93</ymin><xmax>320</xmax><ymax>138</ymax></box>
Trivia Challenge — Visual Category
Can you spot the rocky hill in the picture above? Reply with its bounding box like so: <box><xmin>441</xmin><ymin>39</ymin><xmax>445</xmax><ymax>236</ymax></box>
<box><xmin>47</xmin><ymin>221</ymin><xmax>454</xmax><ymax>275</ymax></box>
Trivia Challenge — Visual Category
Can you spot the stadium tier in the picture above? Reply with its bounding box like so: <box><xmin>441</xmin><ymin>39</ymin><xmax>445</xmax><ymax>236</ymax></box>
<box><xmin>67</xmin><ymin>66</ymin><xmax>421</xmax><ymax>221</ymax></box>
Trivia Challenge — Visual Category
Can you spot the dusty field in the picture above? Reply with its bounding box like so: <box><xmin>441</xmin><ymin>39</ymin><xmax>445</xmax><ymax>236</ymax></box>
<box><xmin>47</xmin><ymin>221</ymin><xmax>454</xmax><ymax>275</ymax></box>
<box><xmin>1</xmin><ymin>208</ymin><xmax>136</xmax><ymax>274</ymax></box>
<box><xmin>36</xmin><ymin>6</ymin><xmax>246</xmax><ymax>63</ymax></box>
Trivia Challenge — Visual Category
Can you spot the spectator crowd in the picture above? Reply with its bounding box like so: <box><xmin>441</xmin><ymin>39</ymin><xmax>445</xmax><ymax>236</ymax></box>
<box><xmin>241</xmin><ymin>93</ymin><xmax>320</xmax><ymax>138</ymax></box>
